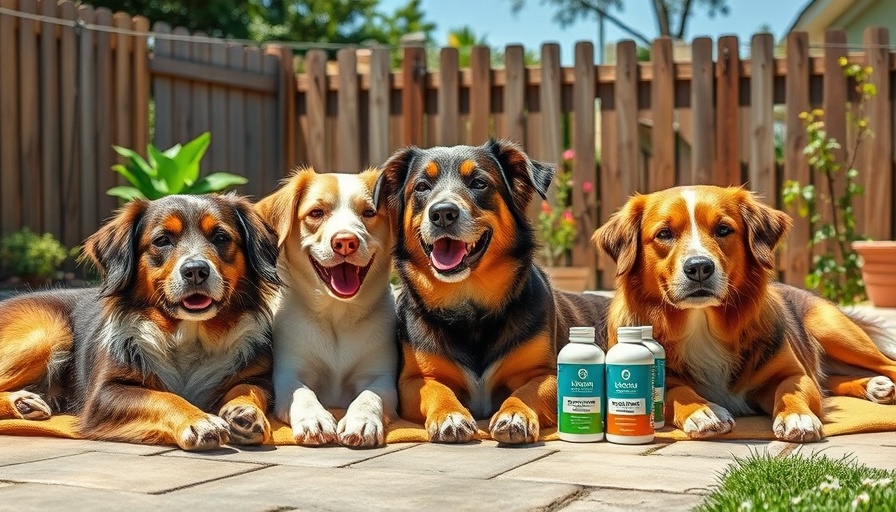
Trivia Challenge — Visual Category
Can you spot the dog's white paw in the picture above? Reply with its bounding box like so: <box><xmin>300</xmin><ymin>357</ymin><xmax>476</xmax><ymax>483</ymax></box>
<box><xmin>337</xmin><ymin>412</ymin><xmax>385</xmax><ymax>448</ymax></box>
<box><xmin>292</xmin><ymin>410</ymin><xmax>338</xmax><ymax>446</ymax></box>
<box><xmin>865</xmin><ymin>376</ymin><xmax>896</xmax><ymax>404</ymax></box>
<box><xmin>489</xmin><ymin>408</ymin><xmax>539</xmax><ymax>444</ymax></box>
<box><xmin>773</xmin><ymin>412</ymin><xmax>823</xmax><ymax>442</ymax></box>
<box><xmin>682</xmin><ymin>402</ymin><xmax>736</xmax><ymax>439</ymax></box>
<box><xmin>178</xmin><ymin>414</ymin><xmax>230</xmax><ymax>451</ymax></box>
<box><xmin>220</xmin><ymin>403</ymin><xmax>270</xmax><ymax>445</ymax></box>
<box><xmin>9</xmin><ymin>391</ymin><xmax>51</xmax><ymax>420</ymax></box>
<box><xmin>427</xmin><ymin>411</ymin><xmax>477</xmax><ymax>443</ymax></box>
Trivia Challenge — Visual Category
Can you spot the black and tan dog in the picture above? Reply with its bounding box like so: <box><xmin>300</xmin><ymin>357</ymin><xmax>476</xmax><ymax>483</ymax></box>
<box><xmin>375</xmin><ymin>139</ymin><xmax>609</xmax><ymax>444</ymax></box>
<box><xmin>0</xmin><ymin>194</ymin><xmax>280</xmax><ymax>450</ymax></box>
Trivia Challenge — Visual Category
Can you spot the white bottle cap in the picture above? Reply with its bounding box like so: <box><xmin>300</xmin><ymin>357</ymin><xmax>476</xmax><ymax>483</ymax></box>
<box><xmin>617</xmin><ymin>326</ymin><xmax>643</xmax><ymax>343</ymax></box>
<box><xmin>641</xmin><ymin>326</ymin><xmax>653</xmax><ymax>339</ymax></box>
<box><xmin>569</xmin><ymin>326</ymin><xmax>596</xmax><ymax>342</ymax></box>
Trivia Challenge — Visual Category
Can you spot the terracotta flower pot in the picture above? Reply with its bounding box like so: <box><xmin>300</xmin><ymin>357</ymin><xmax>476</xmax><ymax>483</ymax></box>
<box><xmin>544</xmin><ymin>266</ymin><xmax>591</xmax><ymax>293</ymax></box>
<box><xmin>852</xmin><ymin>241</ymin><xmax>896</xmax><ymax>307</ymax></box>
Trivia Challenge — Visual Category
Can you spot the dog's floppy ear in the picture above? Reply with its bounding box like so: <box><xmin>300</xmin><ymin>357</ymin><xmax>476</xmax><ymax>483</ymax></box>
<box><xmin>593</xmin><ymin>195</ymin><xmax>644</xmax><ymax>277</ymax></box>
<box><xmin>255</xmin><ymin>167</ymin><xmax>314</xmax><ymax>247</ymax></box>
<box><xmin>487</xmin><ymin>139</ymin><xmax>554</xmax><ymax>208</ymax></box>
<box><xmin>227</xmin><ymin>194</ymin><xmax>281</xmax><ymax>288</ymax></box>
<box><xmin>82</xmin><ymin>199</ymin><xmax>149</xmax><ymax>297</ymax></box>
<box><xmin>375</xmin><ymin>145</ymin><xmax>421</xmax><ymax>211</ymax></box>
<box><xmin>739</xmin><ymin>192</ymin><xmax>792</xmax><ymax>270</ymax></box>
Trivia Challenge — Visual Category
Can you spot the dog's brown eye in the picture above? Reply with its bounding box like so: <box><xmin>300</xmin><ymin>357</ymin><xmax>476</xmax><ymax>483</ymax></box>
<box><xmin>470</xmin><ymin>178</ymin><xmax>488</xmax><ymax>190</ymax></box>
<box><xmin>212</xmin><ymin>231</ymin><xmax>231</xmax><ymax>245</ymax></box>
<box><xmin>414</xmin><ymin>181</ymin><xmax>431</xmax><ymax>193</ymax></box>
<box><xmin>308</xmin><ymin>208</ymin><xmax>325</xmax><ymax>219</ymax></box>
<box><xmin>716</xmin><ymin>225</ymin><xmax>734</xmax><ymax>237</ymax></box>
<box><xmin>656</xmin><ymin>228</ymin><xmax>673</xmax><ymax>240</ymax></box>
<box><xmin>362</xmin><ymin>208</ymin><xmax>377</xmax><ymax>218</ymax></box>
<box><xmin>152</xmin><ymin>235</ymin><xmax>172</xmax><ymax>248</ymax></box>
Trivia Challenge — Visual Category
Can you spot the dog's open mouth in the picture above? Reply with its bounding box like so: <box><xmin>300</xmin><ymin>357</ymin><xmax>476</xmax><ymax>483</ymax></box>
<box><xmin>311</xmin><ymin>256</ymin><xmax>374</xmax><ymax>299</ymax></box>
<box><xmin>423</xmin><ymin>230</ymin><xmax>492</xmax><ymax>274</ymax></box>
<box><xmin>181</xmin><ymin>293</ymin><xmax>214</xmax><ymax>312</ymax></box>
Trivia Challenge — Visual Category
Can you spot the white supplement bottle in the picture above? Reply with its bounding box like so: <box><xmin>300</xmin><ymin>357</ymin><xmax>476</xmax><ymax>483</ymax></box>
<box><xmin>640</xmin><ymin>326</ymin><xmax>666</xmax><ymax>429</ymax></box>
<box><xmin>557</xmin><ymin>326</ymin><xmax>605</xmax><ymax>442</ymax></box>
<box><xmin>605</xmin><ymin>326</ymin><xmax>655</xmax><ymax>444</ymax></box>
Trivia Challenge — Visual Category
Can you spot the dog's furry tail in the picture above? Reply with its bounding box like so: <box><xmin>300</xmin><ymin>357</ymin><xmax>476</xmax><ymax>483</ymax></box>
<box><xmin>842</xmin><ymin>307</ymin><xmax>896</xmax><ymax>360</ymax></box>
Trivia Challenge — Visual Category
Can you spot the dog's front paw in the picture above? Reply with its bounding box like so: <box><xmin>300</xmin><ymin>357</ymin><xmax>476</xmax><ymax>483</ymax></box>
<box><xmin>866</xmin><ymin>376</ymin><xmax>896</xmax><ymax>404</ymax></box>
<box><xmin>426</xmin><ymin>411</ymin><xmax>477</xmax><ymax>443</ymax></box>
<box><xmin>178</xmin><ymin>414</ymin><xmax>231</xmax><ymax>451</ymax></box>
<box><xmin>337</xmin><ymin>412</ymin><xmax>385</xmax><ymax>448</ymax></box>
<box><xmin>292</xmin><ymin>410</ymin><xmax>338</xmax><ymax>446</ymax></box>
<box><xmin>773</xmin><ymin>412</ymin><xmax>823</xmax><ymax>442</ymax></box>
<box><xmin>681</xmin><ymin>402</ymin><xmax>735</xmax><ymax>439</ymax></box>
<box><xmin>489</xmin><ymin>405</ymin><xmax>539</xmax><ymax>444</ymax></box>
<box><xmin>220</xmin><ymin>403</ymin><xmax>270</xmax><ymax>445</ymax></box>
<box><xmin>9</xmin><ymin>391</ymin><xmax>51</xmax><ymax>420</ymax></box>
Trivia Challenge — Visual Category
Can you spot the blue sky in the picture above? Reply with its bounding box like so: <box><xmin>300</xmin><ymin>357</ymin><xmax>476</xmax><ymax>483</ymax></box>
<box><xmin>380</xmin><ymin>0</ymin><xmax>810</xmax><ymax>63</ymax></box>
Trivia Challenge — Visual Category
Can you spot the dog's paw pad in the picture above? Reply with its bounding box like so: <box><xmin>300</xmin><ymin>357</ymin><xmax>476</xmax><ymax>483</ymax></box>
<box><xmin>682</xmin><ymin>402</ymin><xmax>735</xmax><ymax>439</ymax></box>
<box><xmin>489</xmin><ymin>409</ymin><xmax>539</xmax><ymax>444</ymax></box>
<box><xmin>427</xmin><ymin>411</ymin><xmax>477</xmax><ymax>443</ymax></box>
<box><xmin>179</xmin><ymin>414</ymin><xmax>230</xmax><ymax>451</ymax></box>
<box><xmin>773</xmin><ymin>413</ymin><xmax>823</xmax><ymax>442</ymax></box>
<box><xmin>10</xmin><ymin>391</ymin><xmax>51</xmax><ymax>420</ymax></box>
<box><xmin>866</xmin><ymin>376</ymin><xmax>896</xmax><ymax>404</ymax></box>
<box><xmin>220</xmin><ymin>404</ymin><xmax>269</xmax><ymax>445</ymax></box>
<box><xmin>337</xmin><ymin>413</ymin><xmax>385</xmax><ymax>448</ymax></box>
<box><xmin>292</xmin><ymin>411</ymin><xmax>338</xmax><ymax>446</ymax></box>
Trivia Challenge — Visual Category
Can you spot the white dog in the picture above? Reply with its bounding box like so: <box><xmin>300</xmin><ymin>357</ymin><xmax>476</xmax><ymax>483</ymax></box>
<box><xmin>256</xmin><ymin>167</ymin><xmax>397</xmax><ymax>447</ymax></box>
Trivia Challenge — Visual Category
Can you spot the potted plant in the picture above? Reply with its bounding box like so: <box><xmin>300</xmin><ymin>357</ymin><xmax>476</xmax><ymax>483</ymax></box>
<box><xmin>536</xmin><ymin>149</ymin><xmax>594</xmax><ymax>293</ymax></box>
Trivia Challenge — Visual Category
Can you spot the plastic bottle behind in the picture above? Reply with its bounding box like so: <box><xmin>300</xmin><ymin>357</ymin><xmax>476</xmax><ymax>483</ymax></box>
<box><xmin>605</xmin><ymin>326</ymin><xmax>655</xmax><ymax>444</ymax></box>
<box><xmin>557</xmin><ymin>326</ymin><xmax>605</xmax><ymax>442</ymax></box>
<box><xmin>640</xmin><ymin>326</ymin><xmax>666</xmax><ymax>429</ymax></box>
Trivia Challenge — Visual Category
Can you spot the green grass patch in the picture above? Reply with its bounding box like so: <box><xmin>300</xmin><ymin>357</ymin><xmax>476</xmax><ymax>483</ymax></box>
<box><xmin>696</xmin><ymin>450</ymin><xmax>896</xmax><ymax>511</ymax></box>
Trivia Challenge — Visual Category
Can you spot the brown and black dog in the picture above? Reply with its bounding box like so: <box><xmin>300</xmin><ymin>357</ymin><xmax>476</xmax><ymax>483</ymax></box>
<box><xmin>594</xmin><ymin>185</ymin><xmax>896</xmax><ymax>442</ymax></box>
<box><xmin>375</xmin><ymin>139</ymin><xmax>608</xmax><ymax>444</ymax></box>
<box><xmin>0</xmin><ymin>194</ymin><xmax>281</xmax><ymax>450</ymax></box>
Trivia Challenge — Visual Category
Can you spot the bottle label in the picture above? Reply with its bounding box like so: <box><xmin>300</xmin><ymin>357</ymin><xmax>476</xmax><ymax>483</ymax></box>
<box><xmin>558</xmin><ymin>363</ymin><xmax>603</xmax><ymax>435</ymax></box>
<box><xmin>606</xmin><ymin>363</ymin><xmax>653</xmax><ymax>436</ymax></box>
<box><xmin>653</xmin><ymin>358</ymin><xmax>666</xmax><ymax>423</ymax></box>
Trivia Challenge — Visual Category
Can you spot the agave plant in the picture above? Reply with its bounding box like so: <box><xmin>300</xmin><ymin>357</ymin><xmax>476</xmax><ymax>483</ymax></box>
<box><xmin>108</xmin><ymin>132</ymin><xmax>248</xmax><ymax>201</ymax></box>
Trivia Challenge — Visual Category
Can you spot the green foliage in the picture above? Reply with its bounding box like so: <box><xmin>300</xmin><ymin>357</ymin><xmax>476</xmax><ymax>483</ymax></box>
<box><xmin>0</xmin><ymin>229</ymin><xmax>71</xmax><ymax>281</ymax></box>
<box><xmin>696</xmin><ymin>451</ymin><xmax>896</xmax><ymax>511</ymax></box>
<box><xmin>80</xmin><ymin>0</ymin><xmax>263</xmax><ymax>39</ymax></box>
<box><xmin>782</xmin><ymin>58</ymin><xmax>875</xmax><ymax>305</ymax></box>
<box><xmin>109</xmin><ymin>132</ymin><xmax>248</xmax><ymax>201</ymax></box>
<box><xmin>536</xmin><ymin>150</ymin><xmax>595</xmax><ymax>267</ymax></box>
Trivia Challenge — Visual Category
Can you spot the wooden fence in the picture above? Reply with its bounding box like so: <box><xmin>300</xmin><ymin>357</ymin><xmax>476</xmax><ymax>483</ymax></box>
<box><xmin>2</xmin><ymin>0</ymin><xmax>895</xmax><ymax>289</ymax></box>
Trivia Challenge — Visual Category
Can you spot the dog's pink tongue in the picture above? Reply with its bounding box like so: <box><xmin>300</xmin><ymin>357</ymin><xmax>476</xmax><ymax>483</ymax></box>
<box><xmin>182</xmin><ymin>294</ymin><xmax>212</xmax><ymax>310</ymax></box>
<box><xmin>330</xmin><ymin>263</ymin><xmax>361</xmax><ymax>296</ymax></box>
<box><xmin>430</xmin><ymin>238</ymin><xmax>467</xmax><ymax>271</ymax></box>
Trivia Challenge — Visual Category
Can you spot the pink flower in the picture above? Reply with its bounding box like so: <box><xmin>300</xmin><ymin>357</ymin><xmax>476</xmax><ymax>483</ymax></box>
<box><xmin>541</xmin><ymin>200</ymin><xmax>552</xmax><ymax>214</ymax></box>
<box><xmin>562</xmin><ymin>210</ymin><xmax>574</xmax><ymax>222</ymax></box>
<box><xmin>582</xmin><ymin>181</ymin><xmax>593</xmax><ymax>194</ymax></box>
<box><xmin>562</xmin><ymin>149</ymin><xmax>575</xmax><ymax>161</ymax></box>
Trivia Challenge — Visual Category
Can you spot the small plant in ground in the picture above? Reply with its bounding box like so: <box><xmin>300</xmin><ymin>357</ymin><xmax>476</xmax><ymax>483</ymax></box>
<box><xmin>782</xmin><ymin>58</ymin><xmax>875</xmax><ymax>305</ymax></box>
<box><xmin>536</xmin><ymin>149</ymin><xmax>595</xmax><ymax>267</ymax></box>
<box><xmin>109</xmin><ymin>132</ymin><xmax>248</xmax><ymax>201</ymax></box>
<box><xmin>697</xmin><ymin>451</ymin><xmax>896</xmax><ymax>511</ymax></box>
<box><xmin>0</xmin><ymin>228</ymin><xmax>72</xmax><ymax>283</ymax></box>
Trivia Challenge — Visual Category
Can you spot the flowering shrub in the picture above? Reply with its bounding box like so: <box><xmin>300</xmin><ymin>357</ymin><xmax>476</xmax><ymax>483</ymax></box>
<box><xmin>536</xmin><ymin>149</ymin><xmax>594</xmax><ymax>267</ymax></box>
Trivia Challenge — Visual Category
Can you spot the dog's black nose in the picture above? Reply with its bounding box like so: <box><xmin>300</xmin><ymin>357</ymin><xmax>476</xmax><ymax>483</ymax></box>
<box><xmin>181</xmin><ymin>260</ymin><xmax>211</xmax><ymax>285</ymax></box>
<box><xmin>429</xmin><ymin>202</ymin><xmax>460</xmax><ymax>228</ymax></box>
<box><xmin>683</xmin><ymin>256</ymin><xmax>715</xmax><ymax>282</ymax></box>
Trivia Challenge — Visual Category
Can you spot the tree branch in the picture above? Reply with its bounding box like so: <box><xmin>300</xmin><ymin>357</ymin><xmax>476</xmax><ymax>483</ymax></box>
<box><xmin>674</xmin><ymin>0</ymin><xmax>694</xmax><ymax>39</ymax></box>
<box><xmin>574</xmin><ymin>0</ymin><xmax>652</xmax><ymax>46</ymax></box>
<box><xmin>651</xmin><ymin>0</ymin><xmax>671</xmax><ymax>37</ymax></box>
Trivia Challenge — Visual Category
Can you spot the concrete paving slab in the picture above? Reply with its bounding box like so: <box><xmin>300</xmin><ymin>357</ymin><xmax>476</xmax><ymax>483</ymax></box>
<box><xmin>559</xmin><ymin>488</ymin><xmax>706</xmax><ymax>512</ymax></box>
<box><xmin>786</xmin><ymin>443</ymin><xmax>896</xmax><ymax>471</ymax></box>
<box><xmin>162</xmin><ymin>441</ymin><xmax>419</xmax><ymax>468</ymax></box>
<box><xmin>349</xmin><ymin>440</ymin><xmax>556</xmax><ymax>479</ymax></box>
<box><xmin>498</xmin><ymin>450</ymin><xmax>731</xmax><ymax>493</ymax></box>
<box><xmin>550</xmin><ymin>438</ymin><xmax>672</xmax><ymax>455</ymax></box>
<box><xmin>810</xmin><ymin>432</ymin><xmax>896</xmax><ymax>448</ymax></box>
<box><xmin>0</xmin><ymin>436</ymin><xmax>173</xmax><ymax>466</ymax></box>
<box><xmin>651</xmin><ymin>439</ymin><xmax>792</xmax><ymax>459</ymax></box>
<box><xmin>177</xmin><ymin>464</ymin><xmax>583</xmax><ymax>512</ymax></box>
<box><xmin>0</xmin><ymin>451</ymin><xmax>265</xmax><ymax>494</ymax></box>
<box><xmin>0</xmin><ymin>483</ymin><xmax>200</xmax><ymax>512</ymax></box>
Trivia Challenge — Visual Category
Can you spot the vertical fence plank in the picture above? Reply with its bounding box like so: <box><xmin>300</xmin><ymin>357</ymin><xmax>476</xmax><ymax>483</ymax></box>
<box><xmin>59</xmin><ymin>1</ymin><xmax>80</xmax><ymax>247</ymax></box>
<box><xmin>132</xmin><ymin>16</ymin><xmax>150</xmax><ymax>167</ymax></box>
<box><xmin>113</xmin><ymin>12</ymin><xmax>133</xmax><ymax>152</ymax></box>
<box><xmin>275</xmin><ymin>46</ymin><xmax>296</xmax><ymax>173</ymax></box>
<box><xmin>598</xmin><ymin>79</ymin><xmax>618</xmax><ymax>289</ymax></box>
<box><xmin>650</xmin><ymin>37</ymin><xmax>675</xmax><ymax>192</ymax></box>
<box><xmin>690</xmin><ymin>37</ymin><xmax>714</xmax><ymax>185</ymax></box>
<box><xmin>504</xmin><ymin>45</ymin><xmax>525</xmax><ymax>145</ymax></box>
<box><xmin>863</xmin><ymin>27</ymin><xmax>892</xmax><ymax>240</ymax></box>
<box><xmin>402</xmin><ymin>46</ymin><xmax>426</xmax><ymax>146</ymax></box>
<box><xmin>262</xmin><ymin>51</ymin><xmax>279</xmax><ymax>190</ymax></box>
<box><xmin>539</xmin><ymin>43</ymin><xmax>562</xmax><ymax>164</ymax></box>
<box><xmin>715</xmin><ymin>35</ymin><xmax>740</xmax><ymax>186</ymax></box>
<box><xmin>820</xmin><ymin>29</ymin><xmax>848</xmax><ymax>259</ymax></box>
<box><xmin>171</xmin><ymin>26</ymin><xmax>191</xmax><ymax>145</ymax></box>
<box><xmin>19</xmin><ymin>0</ymin><xmax>41</xmax><ymax>230</ymax></box>
<box><xmin>368</xmin><ymin>47</ymin><xmax>391</xmax><ymax>167</ymax></box>
<box><xmin>572</xmin><ymin>41</ymin><xmax>596</xmax><ymax>286</ymax></box>
<box><xmin>79</xmin><ymin>5</ymin><xmax>97</xmax><ymax>239</ymax></box>
<box><xmin>245</xmin><ymin>46</ymin><xmax>264</xmax><ymax>195</ymax></box>
<box><xmin>305</xmin><ymin>49</ymin><xmax>327</xmax><ymax>171</ymax></box>
<box><xmin>749</xmin><ymin>33</ymin><xmax>775</xmax><ymax>199</ymax></box>
<box><xmin>227</xmin><ymin>45</ymin><xmax>247</xmax><ymax>178</ymax></box>
<box><xmin>208</xmin><ymin>40</ymin><xmax>228</xmax><ymax>174</ymax></box>
<box><xmin>0</xmin><ymin>0</ymin><xmax>22</xmax><ymax>234</ymax></box>
<box><xmin>337</xmin><ymin>48</ymin><xmax>360</xmax><ymax>172</ymax></box>
<box><xmin>616</xmin><ymin>40</ymin><xmax>640</xmax><ymax>195</ymax></box>
<box><xmin>95</xmin><ymin>8</ymin><xmax>116</xmax><ymax>220</ymax></box>
<box><xmin>191</xmin><ymin>33</ymin><xmax>211</xmax><ymax>173</ymax></box>
<box><xmin>783</xmin><ymin>32</ymin><xmax>811</xmax><ymax>286</ymax></box>
<box><xmin>152</xmin><ymin>22</ymin><xmax>173</xmax><ymax>150</ymax></box>
<box><xmin>40</xmin><ymin>0</ymin><xmax>60</xmax><ymax>237</ymax></box>
<box><xmin>438</xmin><ymin>47</ymin><xmax>459</xmax><ymax>146</ymax></box>
<box><xmin>470</xmin><ymin>46</ymin><xmax>491</xmax><ymax>144</ymax></box>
